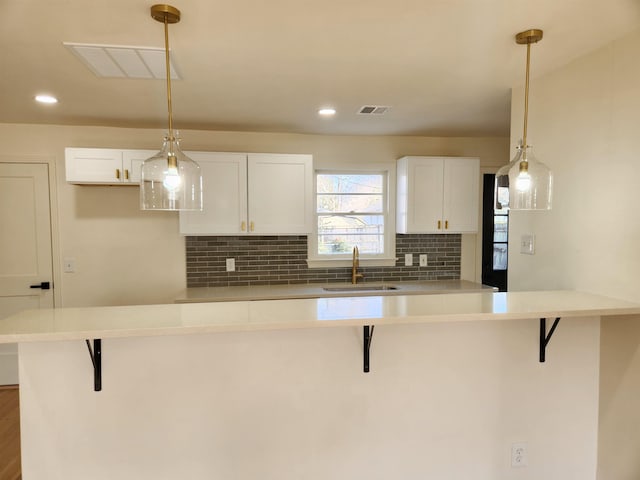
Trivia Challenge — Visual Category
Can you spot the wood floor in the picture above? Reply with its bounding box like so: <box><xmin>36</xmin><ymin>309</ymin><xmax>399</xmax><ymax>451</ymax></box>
<box><xmin>0</xmin><ymin>386</ymin><xmax>21</xmax><ymax>480</ymax></box>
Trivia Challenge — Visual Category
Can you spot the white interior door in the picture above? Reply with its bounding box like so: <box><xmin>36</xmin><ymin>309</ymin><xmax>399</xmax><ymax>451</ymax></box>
<box><xmin>0</xmin><ymin>163</ymin><xmax>54</xmax><ymax>385</ymax></box>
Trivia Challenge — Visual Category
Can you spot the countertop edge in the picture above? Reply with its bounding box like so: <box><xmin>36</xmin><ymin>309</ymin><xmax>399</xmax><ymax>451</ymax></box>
<box><xmin>2</xmin><ymin>290</ymin><xmax>640</xmax><ymax>344</ymax></box>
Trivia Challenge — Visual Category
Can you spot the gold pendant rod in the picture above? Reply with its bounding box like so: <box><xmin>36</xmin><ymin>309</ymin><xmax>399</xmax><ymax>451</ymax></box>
<box><xmin>523</xmin><ymin>42</ymin><xmax>531</xmax><ymax>149</ymax></box>
<box><xmin>515</xmin><ymin>29</ymin><xmax>543</xmax><ymax>151</ymax></box>
<box><xmin>164</xmin><ymin>16</ymin><xmax>173</xmax><ymax>138</ymax></box>
<box><xmin>151</xmin><ymin>5</ymin><xmax>181</xmax><ymax>140</ymax></box>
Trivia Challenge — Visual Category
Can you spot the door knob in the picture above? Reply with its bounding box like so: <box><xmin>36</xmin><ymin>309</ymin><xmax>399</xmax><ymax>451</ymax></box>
<box><xmin>30</xmin><ymin>282</ymin><xmax>50</xmax><ymax>290</ymax></box>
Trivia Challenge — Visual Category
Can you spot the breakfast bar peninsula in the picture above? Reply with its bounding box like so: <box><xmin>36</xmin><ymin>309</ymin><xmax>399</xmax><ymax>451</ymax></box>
<box><xmin>2</xmin><ymin>290</ymin><xmax>640</xmax><ymax>479</ymax></box>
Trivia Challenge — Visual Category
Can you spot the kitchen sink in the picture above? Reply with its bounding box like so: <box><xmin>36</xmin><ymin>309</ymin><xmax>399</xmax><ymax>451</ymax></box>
<box><xmin>322</xmin><ymin>285</ymin><xmax>398</xmax><ymax>292</ymax></box>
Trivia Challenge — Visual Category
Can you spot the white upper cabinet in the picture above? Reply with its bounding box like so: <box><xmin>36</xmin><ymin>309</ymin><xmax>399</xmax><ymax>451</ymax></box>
<box><xmin>246</xmin><ymin>153</ymin><xmax>312</xmax><ymax>235</ymax></box>
<box><xmin>442</xmin><ymin>157</ymin><xmax>480</xmax><ymax>233</ymax></box>
<box><xmin>180</xmin><ymin>152</ymin><xmax>313</xmax><ymax>235</ymax></box>
<box><xmin>179</xmin><ymin>152</ymin><xmax>248</xmax><ymax>235</ymax></box>
<box><xmin>65</xmin><ymin>148</ymin><xmax>157</xmax><ymax>184</ymax></box>
<box><xmin>397</xmin><ymin>156</ymin><xmax>479</xmax><ymax>234</ymax></box>
<box><xmin>122</xmin><ymin>149</ymin><xmax>159</xmax><ymax>183</ymax></box>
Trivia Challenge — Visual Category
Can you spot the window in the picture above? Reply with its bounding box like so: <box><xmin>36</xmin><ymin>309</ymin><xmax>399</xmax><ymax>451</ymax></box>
<box><xmin>481</xmin><ymin>173</ymin><xmax>508</xmax><ymax>292</ymax></box>
<box><xmin>309</xmin><ymin>170</ymin><xmax>394</xmax><ymax>266</ymax></box>
<box><xmin>492</xmin><ymin>199</ymin><xmax>509</xmax><ymax>270</ymax></box>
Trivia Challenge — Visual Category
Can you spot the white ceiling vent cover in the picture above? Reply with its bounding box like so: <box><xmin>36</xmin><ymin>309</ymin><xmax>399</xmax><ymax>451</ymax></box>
<box><xmin>358</xmin><ymin>105</ymin><xmax>390</xmax><ymax>115</ymax></box>
<box><xmin>64</xmin><ymin>43</ymin><xmax>180</xmax><ymax>80</ymax></box>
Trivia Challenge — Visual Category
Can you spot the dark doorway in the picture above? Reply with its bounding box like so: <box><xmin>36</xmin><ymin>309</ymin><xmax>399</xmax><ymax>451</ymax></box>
<box><xmin>481</xmin><ymin>174</ymin><xmax>508</xmax><ymax>291</ymax></box>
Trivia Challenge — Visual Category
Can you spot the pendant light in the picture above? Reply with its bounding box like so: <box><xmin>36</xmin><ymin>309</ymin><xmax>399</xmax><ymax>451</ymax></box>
<box><xmin>141</xmin><ymin>4</ymin><xmax>203</xmax><ymax>211</ymax></box>
<box><xmin>495</xmin><ymin>29</ymin><xmax>553</xmax><ymax>211</ymax></box>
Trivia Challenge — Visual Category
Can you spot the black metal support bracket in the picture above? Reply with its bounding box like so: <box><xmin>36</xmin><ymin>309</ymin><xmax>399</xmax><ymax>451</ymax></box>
<box><xmin>363</xmin><ymin>325</ymin><xmax>375</xmax><ymax>372</ymax></box>
<box><xmin>539</xmin><ymin>317</ymin><xmax>560</xmax><ymax>363</ymax></box>
<box><xmin>85</xmin><ymin>339</ymin><xmax>102</xmax><ymax>391</ymax></box>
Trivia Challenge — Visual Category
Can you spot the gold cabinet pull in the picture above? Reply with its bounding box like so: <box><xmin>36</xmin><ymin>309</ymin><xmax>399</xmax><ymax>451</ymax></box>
<box><xmin>124</xmin><ymin>169</ymin><xmax>130</xmax><ymax>180</ymax></box>
<box><xmin>437</xmin><ymin>220</ymin><xmax>441</xmax><ymax>230</ymax></box>
<box><xmin>241</xmin><ymin>221</ymin><xmax>246</xmax><ymax>232</ymax></box>
<box><xmin>445</xmin><ymin>220</ymin><xmax>449</xmax><ymax>229</ymax></box>
<box><xmin>115</xmin><ymin>168</ymin><xmax>121</xmax><ymax>180</ymax></box>
<box><xmin>250</xmin><ymin>221</ymin><xmax>255</xmax><ymax>232</ymax></box>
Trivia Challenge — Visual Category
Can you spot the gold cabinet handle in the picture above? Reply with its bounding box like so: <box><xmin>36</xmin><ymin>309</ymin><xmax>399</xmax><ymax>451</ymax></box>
<box><xmin>437</xmin><ymin>220</ymin><xmax>441</xmax><ymax>230</ymax></box>
<box><xmin>124</xmin><ymin>169</ymin><xmax>130</xmax><ymax>180</ymax></box>
<box><xmin>241</xmin><ymin>221</ymin><xmax>246</xmax><ymax>232</ymax></box>
<box><xmin>250</xmin><ymin>221</ymin><xmax>255</xmax><ymax>232</ymax></box>
<box><xmin>115</xmin><ymin>168</ymin><xmax>121</xmax><ymax>180</ymax></box>
<box><xmin>445</xmin><ymin>220</ymin><xmax>449</xmax><ymax>229</ymax></box>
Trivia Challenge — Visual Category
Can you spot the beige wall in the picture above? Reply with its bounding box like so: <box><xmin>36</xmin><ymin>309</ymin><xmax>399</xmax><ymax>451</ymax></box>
<box><xmin>506</xmin><ymin>28</ymin><xmax>640</xmax><ymax>479</ymax></box>
<box><xmin>507</xmin><ymin>28</ymin><xmax>640</xmax><ymax>300</ymax></box>
<box><xmin>598</xmin><ymin>315</ymin><xmax>640</xmax><ymax>479</ymax></box>
<box><xmin>20</xmin><ymin>316</ymin><xmax>602</xmax><ymax>479</ymax></box>
<box><xmin>0</xmin><ymin>123</ymin><xmax>507</xmax><ymax>307</ymax></box>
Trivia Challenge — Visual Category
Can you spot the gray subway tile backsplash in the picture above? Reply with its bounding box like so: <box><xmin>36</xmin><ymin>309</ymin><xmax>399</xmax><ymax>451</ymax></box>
<box><xmin>186</xmin><ymin>234</ymin><xmax>461</xmax><ymax>287</ymax></box>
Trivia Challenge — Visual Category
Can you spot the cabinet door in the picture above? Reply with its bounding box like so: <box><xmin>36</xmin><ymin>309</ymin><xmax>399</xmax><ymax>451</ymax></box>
<box><xmin>442</xmin><ymin>157</ymin><xmax>479</xmax><ymax>233</ymax></box>
<box><xmin>406</xmin><ymin>157</ymin><xmax>445</xmax><ymax>233</ymax></box>
<box><xmin>122</xmin><ymin>149</ymin><xmax>159</xmax><ymax>183</ymax></box>
<box><xmin>179</xmin><ymin>153</ymin><xmax>247</xmax><ymax>235</ymax></box>
<box><xmin>65</xmin><ymin>148</ymin><xmax>123</xmax><ymax>184</ymax></box>
<box><xmin>247</xmin><ymin>153</ymin><xmax>313</xmax><ymax>234</ymax></box>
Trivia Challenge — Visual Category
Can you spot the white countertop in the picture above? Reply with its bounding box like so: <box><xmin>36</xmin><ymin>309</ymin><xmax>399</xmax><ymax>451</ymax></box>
<box><xmin>176</xmin><ymin>280</ymin><xmax>495</xmax><ymax>303</ymax></box>
<box><xmin>1</xmin><ymin>290</ymin><xmax>639</xmax><ymax>344</ymax></box>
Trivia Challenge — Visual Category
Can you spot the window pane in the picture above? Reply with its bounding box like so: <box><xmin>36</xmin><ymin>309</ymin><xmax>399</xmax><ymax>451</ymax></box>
<box><xmin>493</xmin><ymin>244</ymin><xmax>508</xmax><ymax>270</ymax></box>
<box><xmin>317</xmin><ymin>174</ymin><xmax>383</xmax><ymax>194</ymax></box>
<box><xmin>317</xmin><ymin>214</ymin><xmax>384</xmax><ymax>255</ymax></box>
<box><xmin>315</xmin><ymin>172</ymin><xmax>386</xmax><ymax>257</ymax></box>
<box><xmin>493</xmin><ymin>215</ymin><xmax>508</xmax><ymax>242</ymax></box>
<box><xmin>496</xmin><ymin>186</ymin><xmax>509</xmax><ymax>213</ymax></box>
<box><xmin>317</xmin><ymin>194</ymin><xmax>383</xmax><ymax>213</ymax></box>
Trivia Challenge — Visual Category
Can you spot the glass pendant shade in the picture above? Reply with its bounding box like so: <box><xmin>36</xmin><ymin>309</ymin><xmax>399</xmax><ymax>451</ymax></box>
<box><xmin>495</xmin><ymin>29</ymin><xmax>552</xmax><ymax>211</ymax></box>
<box><xmin>495</xmin><ymin>145</ymin><xmax>552</xmax><ymax>211</ymax></box>
<box><xmin>140</xmin><ymin>135</ymin><xmax>203</xmax><ymax>211</ymax></box>
<box><xmin>140</xmin><ymin>5</ymin><xmax>203</xmax><ymax>212</ymax></box>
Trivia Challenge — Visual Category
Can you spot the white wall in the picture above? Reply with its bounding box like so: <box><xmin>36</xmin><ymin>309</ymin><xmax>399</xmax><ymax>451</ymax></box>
<box><xmin>505</xmin><ymin>27</ymin><xmax>640</xmax><ymax>479</ymax></box>
<box><xmin>20</xmin><ymin>316</ymin><xmax>601</xmax><ymax>480</ymax></box>
<box><xmin>0</xmin><ymin>124</ymin><xmax>508</xmax><ymax>307</ymax></box>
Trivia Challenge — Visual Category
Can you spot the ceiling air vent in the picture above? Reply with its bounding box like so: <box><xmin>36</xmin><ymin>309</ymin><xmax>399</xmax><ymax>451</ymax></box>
<box><xmin>64</xmin><ymin>42</ymin><xmax>180</xmax><ymax>79</ymax></box>
<box><xmin>358</xmin><ymin>105</ymin><xmax>390</xmax><ymax>115</ymax></box>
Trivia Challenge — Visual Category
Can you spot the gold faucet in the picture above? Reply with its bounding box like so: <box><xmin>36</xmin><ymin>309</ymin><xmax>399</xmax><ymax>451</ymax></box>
<box><xmin>352</xmin><ymin>246</ymin><xmax>364</xmax><ymax>284</ymax></box>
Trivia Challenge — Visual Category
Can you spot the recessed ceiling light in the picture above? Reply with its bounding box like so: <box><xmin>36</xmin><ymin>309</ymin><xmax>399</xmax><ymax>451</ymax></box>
<box><xmin>318</xmin><ymin>108</ymin><xmax>336</xmax><ymax>116</ymax></box>
<box><xmin>35</xmin><ymin>94</ymin><xmax>58</xmax><ymax>104</ymax></box>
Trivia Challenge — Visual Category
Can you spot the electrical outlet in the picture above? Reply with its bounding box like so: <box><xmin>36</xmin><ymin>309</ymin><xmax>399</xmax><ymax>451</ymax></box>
<box><xmin>225</xmin><ymin>258</ymin><xmax>236</xmax><ymax>272</ymax></box>
<box><xmin>419</xmin><ymin>254</ymin><xmax>428</xmax><ymax>267</ymax></box>
<box><xmin>63</xmin><ymin>257</ymin><xmax>76</xmax><ymax>273</ymax></box>
<box><xmin>404</xmin><ymin>253</ymin><xmax>413</xmax><ymax>266</ymax></box>
<box><xmin>511</xmin><ymin>442</ymin><xmax>528</xmax><ymax>468</ymax></box>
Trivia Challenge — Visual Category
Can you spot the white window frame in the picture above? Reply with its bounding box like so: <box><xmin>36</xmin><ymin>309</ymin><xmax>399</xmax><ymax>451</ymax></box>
<box><xmin>307</xmin><ymin>163</ymin><xmax>396</xmax><ymax>268</ymax></box>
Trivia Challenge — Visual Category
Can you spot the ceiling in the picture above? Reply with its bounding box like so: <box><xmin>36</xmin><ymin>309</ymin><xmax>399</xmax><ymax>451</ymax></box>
<box><xmin>3</xmin><ymin>0</ymin><xmax>640</xmax><ymax>137</ymax></box>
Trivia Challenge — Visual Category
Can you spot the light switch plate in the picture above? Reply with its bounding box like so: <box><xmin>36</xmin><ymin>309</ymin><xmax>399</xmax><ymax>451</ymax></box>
<box><xmin>520</xmin><ymin>234</ymin><xmax>535</xmax><ymax>255</ymax></box>
<box><xmin>404</xmin><ymin>254</ymin><xmax>413</xmax><ymax>266</ymax></box>
<box><xmin>419</xmin><ymin>254</ymin><xmax>428</xmax><ymax>267</ymax></box>
<box><xmin>63</xmin><ymin>257</ymin><xmax>76</xmax><ymax>273</ymax></box>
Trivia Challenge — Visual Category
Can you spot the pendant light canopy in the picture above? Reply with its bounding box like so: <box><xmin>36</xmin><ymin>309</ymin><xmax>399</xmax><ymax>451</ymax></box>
<box><xmin>495</xmin><ymin>29</ymin><xmax>553</xmax><ymax>211</ymax></box>
<box><xmin>141</xmin><ymin>4</ymin><xmax>202</xmax><ymax>211</ymax></box>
